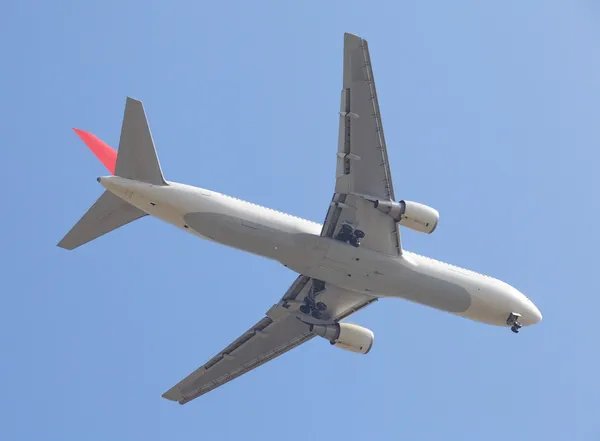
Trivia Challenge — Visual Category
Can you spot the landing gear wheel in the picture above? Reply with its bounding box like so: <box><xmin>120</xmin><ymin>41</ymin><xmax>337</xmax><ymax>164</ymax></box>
<box><xmin>299</xmin><ymin>304</ymin><xmax>311</xmax><ymax>315</ymax></box>
<box><xmin>354</xmin><ymin>229</ymin><xmax>365</xmax><ymax>239</ymax></box>
<box><xmin>349</xmin><ymin>236</ymin><xmax>360</xmax><ymax>247</ymax></box>
<box><xmin>511</xmin><ymin>325</ymin><xmax>521</xmax><ymax>334</ymax></box>
<box><xmin>316</xmin><ymin>302</ymin><xmax>327</xmax><ymax>311</ymax></box>
<box><xmin>311</xmin><ymin>310</ymin><xmax>323</xmax><ymax>319</ymax></box>
<box><xmin>335</xmin><ymin>224</ymin><xmax>354</xmax><ymax>243</ymax></box>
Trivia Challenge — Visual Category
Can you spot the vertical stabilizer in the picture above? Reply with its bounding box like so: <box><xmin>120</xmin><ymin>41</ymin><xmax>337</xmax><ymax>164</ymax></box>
<box><xmin>115</xmin><ymin>97</ymin><xmax>167</xmax><ymax>185</ymax></box>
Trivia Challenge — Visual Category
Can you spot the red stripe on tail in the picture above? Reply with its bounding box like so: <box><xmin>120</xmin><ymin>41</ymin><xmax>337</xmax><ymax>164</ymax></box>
<box><xmin>73</xmin><ymin>128</ymin><xmax>117</xmax><ymax>175</ymax></box>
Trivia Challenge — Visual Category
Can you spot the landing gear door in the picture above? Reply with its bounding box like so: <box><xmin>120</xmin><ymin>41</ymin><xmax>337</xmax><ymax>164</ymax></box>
<box><xmin>313</xmin><ymin>236</ymin><xmax>331</xmax><ymax>256</ymax></box>
<box><xmin>325</xmin><ymin>239</ymin><xmax>359</xmax><ymax>266</ymax></box>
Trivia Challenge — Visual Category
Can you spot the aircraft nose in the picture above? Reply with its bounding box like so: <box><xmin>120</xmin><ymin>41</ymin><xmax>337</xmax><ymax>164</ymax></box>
<box><xmin>521</xmin><ymin>299</ymin><xmax>543</xmax><ymax>326</ymax></box>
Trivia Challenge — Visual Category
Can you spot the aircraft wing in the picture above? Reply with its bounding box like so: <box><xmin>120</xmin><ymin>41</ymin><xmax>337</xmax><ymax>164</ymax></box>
<box><xmin>162</xmin><ymin>276</ymin><xmax>376</xmax><ymax>404</ymax></box>
<box><xmin>321</xmin><ymin>33</ymin><xmax>401</xmax><ymax>256</ymax></box>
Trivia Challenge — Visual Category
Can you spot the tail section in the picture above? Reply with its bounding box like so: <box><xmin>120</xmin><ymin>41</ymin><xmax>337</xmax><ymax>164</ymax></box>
<box><xmin>73</xmin><ymin>129</ymin><xmax>117</xmax><ymax>174</ymax></box>
<box><xmin>58</xmin><ymin>97</ymin><xmax>165</xmax><ymax>250</ymax></box>
<box><xmin>114</xmin><ymin>98</ymin><xmax>166</xmax><ymax>186</ymax></box>
<box><xmin>57</xmin><ymin>191</ymin><xmax>146</xmax><ymax>250</ymax></box>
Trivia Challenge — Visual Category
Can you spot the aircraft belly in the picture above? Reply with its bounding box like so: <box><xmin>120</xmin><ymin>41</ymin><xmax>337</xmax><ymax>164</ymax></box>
<box><xmin>303</xmin><ymin>239</ymin><xmax>472</xmax><ymax>313</ymax></box>
<box><xmin>184</xmin><ymin>212</ymin><xmax>283</xmax><ymax>259</ymax></box>
<box><xmin>391</xmin><ymin>271</ymin><xmax>472</xmax><ymax>313</ymax></box>
<box><xmin>183</xmin><ymin>212</ymin><xmax>471</xmax><ymax>315</ymax></box>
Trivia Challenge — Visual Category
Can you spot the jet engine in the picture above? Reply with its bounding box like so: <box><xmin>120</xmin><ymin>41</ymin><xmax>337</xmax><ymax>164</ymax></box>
<box><xmin>310</xmin><ymin>323</ymin><xmax>374</xmax><ymax>354</ymax></box>
<box><xmin>374</xmin><ymin>200</ymin><xmax>439</xmax><ymax>234</ymax></box>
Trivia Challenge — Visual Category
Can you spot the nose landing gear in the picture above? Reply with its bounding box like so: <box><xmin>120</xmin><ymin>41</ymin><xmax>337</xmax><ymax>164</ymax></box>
<box><xmin>506</xmin><ymin>312</ymin><xmax>522</xmax><ymax>333</ymax></box>
<box><xmin>300</xmin><ymin>279</ymin><xmax>328</xmax><ymax>319</ymax></box>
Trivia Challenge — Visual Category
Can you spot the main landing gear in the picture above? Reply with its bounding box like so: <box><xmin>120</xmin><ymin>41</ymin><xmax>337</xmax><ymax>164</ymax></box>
<box><xmin>506</xmin><ymin>312</ymin><xmax>522</xmax><ymax>334</ymax></box>
<box><xmin>300</xmin><ymin>279</ymin><xmax>328</xmax><ymax>319</ymax></box>
<box><xmin>335</xmin><ymin>224</ymin><xmax>365</xmax><ymax>248</ymax></box>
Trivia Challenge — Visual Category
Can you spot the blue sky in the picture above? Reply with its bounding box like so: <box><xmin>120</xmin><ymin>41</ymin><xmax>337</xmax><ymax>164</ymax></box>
<box><xmin>1</xmin><ymin>0</ymin><xmax>598</xmax><ymax>439</ymax></box>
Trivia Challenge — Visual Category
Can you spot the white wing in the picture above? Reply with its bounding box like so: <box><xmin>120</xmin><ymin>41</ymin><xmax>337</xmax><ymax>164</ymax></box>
<box><xmin>162</xmin><ymin>276</ymin><xmax>376</xmax><ymax>405</ymax></box>
<box><xmin>321</xmin><ymin>33</ymin><xmax>401</xmax><ymax>256</ymax></box>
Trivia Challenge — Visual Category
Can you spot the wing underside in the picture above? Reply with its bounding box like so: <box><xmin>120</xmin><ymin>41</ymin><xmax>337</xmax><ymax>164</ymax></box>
<box><xmin>162</xmin><ymin>276</ymin><xmax>376</xmax><ymax>404</ymax></box>
<box><xmin>162</xmin><ymin>314</ymin><xmax>314</xmax><ymax>404</ymax></box>
<box><xmin>321</xmin><ymin>33</ymin><xmax>401</xmax><ymax>256</ymax></box>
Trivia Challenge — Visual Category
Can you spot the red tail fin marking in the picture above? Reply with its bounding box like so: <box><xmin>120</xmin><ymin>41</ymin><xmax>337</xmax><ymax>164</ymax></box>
<box><xmin>73</xmin><ymin>128</ymin><xmax>117</xmax><ymax>175</ymax></box>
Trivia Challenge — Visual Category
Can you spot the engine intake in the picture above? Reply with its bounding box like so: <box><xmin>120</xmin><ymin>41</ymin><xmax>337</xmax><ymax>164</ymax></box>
<box><xmin>310</xmin><ymin>323</ymin><xmax>374</xmax><ymax>354</ymax></box>
<box><xmin>375</xmin><ymin>200</ymin><xmax>439</xmax><ymax>234</ymax></box>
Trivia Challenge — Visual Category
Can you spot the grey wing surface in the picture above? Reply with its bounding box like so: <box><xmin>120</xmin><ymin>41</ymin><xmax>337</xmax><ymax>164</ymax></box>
<box><xmin>57</xmin><ymin>191</ymin><xmax>147</xmax><ymax>250</ymax></box>
<box><xmin>322</xmin><ymin>33</ymin><xmax>401</xmax><ymax>256</ymax></box>
<box><xmin>162</xmin><ymin>276</ymin><xmax>376</xmax><ymax>405</ymax></box>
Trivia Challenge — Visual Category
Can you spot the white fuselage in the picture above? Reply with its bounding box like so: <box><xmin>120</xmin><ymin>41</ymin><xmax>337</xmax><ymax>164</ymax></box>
<box><xmin>99</xmin><ymin>176</ymin><xmax>542</xmax><ymax>328</ymax></box>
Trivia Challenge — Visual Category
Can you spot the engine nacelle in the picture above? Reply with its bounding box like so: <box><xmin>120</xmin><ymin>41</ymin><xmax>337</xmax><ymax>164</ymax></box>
<box><xmin>310</xmin><ymin>323</ymin><xmax>374</xmax><ymax>354</ymax></box>
<box><xmin>374</xmin><ymin>200</ymin><xmax>439</xmax><ymax>234</ymax></box>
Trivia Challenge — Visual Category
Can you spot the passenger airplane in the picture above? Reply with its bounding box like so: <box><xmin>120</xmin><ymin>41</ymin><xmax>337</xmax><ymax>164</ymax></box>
<box><xmin>58</xmin><ymin>33</ymin><xmax>542</xmax><ymax>405</ymax></box>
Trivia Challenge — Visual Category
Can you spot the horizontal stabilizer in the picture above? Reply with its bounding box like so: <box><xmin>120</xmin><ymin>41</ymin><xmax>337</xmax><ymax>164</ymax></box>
<box><xmin>58</xmin><ymin>191</ymin><xmax>146</xmax><ymax>250</ymax></box>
